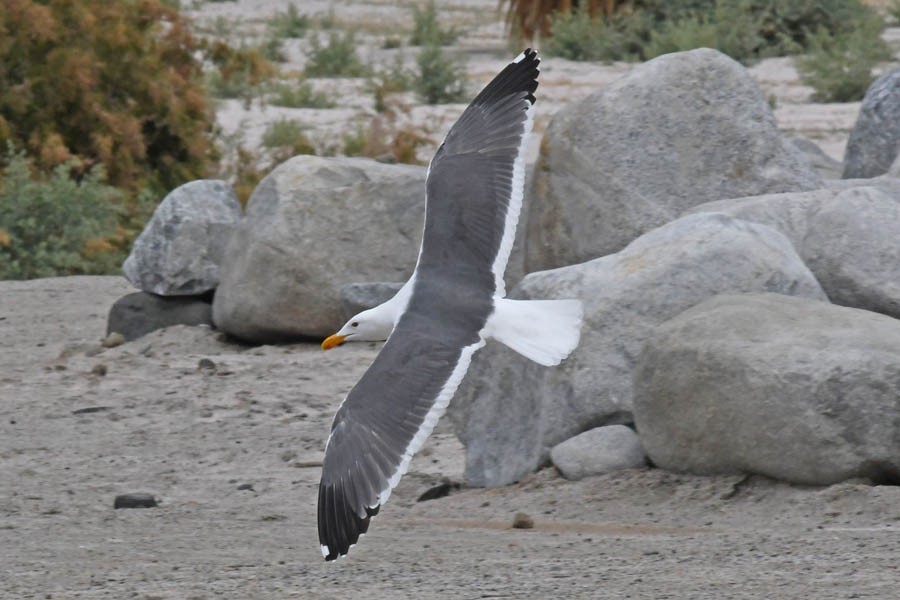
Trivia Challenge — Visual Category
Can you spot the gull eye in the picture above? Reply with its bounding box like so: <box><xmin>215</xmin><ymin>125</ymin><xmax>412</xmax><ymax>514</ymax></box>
<box><xmin>351</xmin><ymin>322</ymin><xmax>359</xmax><ymax>328</ymax></box>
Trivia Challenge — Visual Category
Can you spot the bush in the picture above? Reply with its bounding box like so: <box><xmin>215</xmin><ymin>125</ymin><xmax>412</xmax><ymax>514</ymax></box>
<box><xmin>415</xmin><ymin>44</ymin><xmax>467</xmax><ymax>104</ymax></box>
<box><xmin>268</xmin><ymin>3</ymin><xmax>309</xmax><ymax>39</ymax></box>
<box><xmin>797</xmin><ymin>15</ymin><xmax>892</xmax><ymax>102</ymax></box>
<box><xmin>268</xmin><ymin>81</ymin><xmax>336</xmax><ymax>108</ymax></box>
<box><xmin>370</xmin><ymin>54</ymin><xmax>415</xmax><ymax>111</ymax></box>
<box><xmin>342</xmin><ymin>117</ymin><xmax>430</xmax><ymax>164</ymax></box>
<box><xmin>410</xmin><ymin>1</ymin><xmax>459</xmax><ymax>46</ymax></box>
<box><xmin>0</xmin><ymin>0</ymin><xmax>217</xmax><ymax>192</ymax></box>
<box><xmin>0</xmin><ymin>149</ymin><xmax>125</xmax><ymax>279</ymax></box>
<box><xmin>204</xmin><ymin>40</ymin><xmax>277</xmax><ymax>104</ymax></box>
<box><xmin>543</xmin><ymin>0</ymin><xmax>884</xmax><ymax>65</ymax></box>
<box><xmin>305</xmin><ymin>30</ymin><xmax>368</xmax><ymax>77</ymax></box>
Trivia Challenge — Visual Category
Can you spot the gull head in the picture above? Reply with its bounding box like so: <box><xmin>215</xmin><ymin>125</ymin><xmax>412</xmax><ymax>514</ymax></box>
<box><xmin>321</xmin><ymin>305</ymin><xmax>394</xmax><ymax>350</ymax></box>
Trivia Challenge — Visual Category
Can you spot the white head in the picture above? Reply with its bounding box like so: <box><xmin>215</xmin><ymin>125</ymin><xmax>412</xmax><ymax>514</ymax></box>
<box><xmin>321</xmin><ymin>305</ymin><xmax>395</xmax><ymax>350</ymax></box>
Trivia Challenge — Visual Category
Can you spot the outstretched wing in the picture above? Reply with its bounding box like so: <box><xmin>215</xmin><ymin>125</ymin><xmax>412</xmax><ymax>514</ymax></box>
<box><xmin>318</xmin><ymin>315</ymin><xmax>484</xmax><ymax>560</ymax></box>
<box><xmin>317</xmin><ymin>49</ymin><xmax>540</xmax><ymax>561</ymax></box>
<box><xmin>417</xmin><ymin>48</ymin><xmax>539</xmax><ymax>296</ymax></box>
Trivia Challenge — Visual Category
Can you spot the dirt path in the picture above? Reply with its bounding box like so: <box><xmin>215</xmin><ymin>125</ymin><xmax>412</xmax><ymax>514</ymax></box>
<box><xmin>2</xmin><ymin>276</ymin><xmax>899</xmax><ymax>599</ymax></box>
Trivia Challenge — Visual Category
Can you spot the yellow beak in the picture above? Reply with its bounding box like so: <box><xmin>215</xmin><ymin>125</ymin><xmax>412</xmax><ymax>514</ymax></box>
<box><xmin>321</xmin><ymin>333</ymin><xmax>346</xmax><ymax>350</ymax></box>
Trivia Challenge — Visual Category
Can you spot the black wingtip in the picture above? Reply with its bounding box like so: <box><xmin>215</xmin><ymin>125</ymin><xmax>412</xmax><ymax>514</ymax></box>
<box><xmin>467</xmin><ymin>48</ymin><xmax>540</xmax><ymax>111</ymax></box>
<box><xmin>319</xmin><ymin>482</ymin><xmax>381</xmax><ymax>561</ymax></box>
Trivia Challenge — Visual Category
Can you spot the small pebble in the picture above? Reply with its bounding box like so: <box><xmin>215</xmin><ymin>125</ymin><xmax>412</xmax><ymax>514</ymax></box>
<box><xmin>237</xmin><ymin>483</ymin><xmax>254</xmax><ymax>491</ymax></box>
<box><xmin>512</xmin><ymin>512</ymin><xmax>534</xmax><ymax>529</ymax></box>
<box><xmin>102</xmin><ymin>332</ymin><xmax>125</xmax><ymax>348</ymax></box>
<box><xmin>91</xmin><ymin>364</ymin><xmax>108</xmax><ymax>376</ymax></box>
<box><xmin>197</xmin><ymin>358</ymin><xmax>217</xmax><ymax>374</ymax></box>
<box><xmin>114</xmin><ymin>493</ymin><xmax>157</xmax><ymax>509</ymax></box>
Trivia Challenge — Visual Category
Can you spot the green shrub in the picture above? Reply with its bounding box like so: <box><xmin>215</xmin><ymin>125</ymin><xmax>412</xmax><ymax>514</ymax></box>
<box><xmin>889</xmin><ymin>0</ymin><xmax>900</xmax><ymax>23</ymax></box>
<box><xmin>544</xmin><ymin>0</ymin><xmax>883</xmax><ymax>65</ymax></box>
<box><xmin>342</xmin><ymin>118</ymin><xmax>429</xmax><ymax>164</ymax></box>
<box><xmin>260</xmin><ymin>35</ymin><xmax>287</xmax><ymax>62</ymax></box>
<box><xmin>0</xmin><ymin>149</ymin><xmax>124</xmax><ymax>279</ymax></box>
<box><xmin>410</xmin><ymin>1</ymin><xmax>459</xmax><ymax>46</ymax></box>
<box><xmin>370</xmin><ymin>54</ymin><xmax>415</xmax><ymax>111</ymax></box>
<box><xmin>415</xmin><ymin>44</ymin><xmax>467</xmax><ymax>104</ymax></box>
<box><xmin>268</xmin><ymin>81</ymin><xmax>336</xmax><ymax>108</ymax></box>
<box><xmin>643</xmin><ymin>2</ymin><xmax>767</xmax><ymax>62</ymax></box>
<box><xmin>797</xmin><ymin>15</ymin><xmax>892</xmax><ymax>102</ymax></box>
<box><xmin>261</xmin><ymin>118</ymin><xmax>317</xmax><ymax>164</ymax></box>
<box><xmin>545</xmin><ymin>8</ymin><xmax>649</xmax><ymax>62</ymax></box>
<box><xmin>268</xmin><ymin>3</ymin><xmax>310</xmax><ymax>38</ymax></box>
<box><xmin>0</xmin><ymin>0</ymin><xmax>218</xmax><ymax>192</ymax></box>
<box><xmin>305</xmin><ymin>30</ymin><xmax>368</xmax><ymax>77</ymax></box>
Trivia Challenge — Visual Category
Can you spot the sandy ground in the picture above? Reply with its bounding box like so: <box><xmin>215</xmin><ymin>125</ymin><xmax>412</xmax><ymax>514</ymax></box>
<box><xmin>3</xmin><ymin>276</ymin><xmax>900</xmax><ymax>599</ymax></box>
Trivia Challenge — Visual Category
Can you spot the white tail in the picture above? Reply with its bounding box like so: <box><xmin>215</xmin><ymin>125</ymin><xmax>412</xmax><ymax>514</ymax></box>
<box><xmin>484</xmin><ymin>298</ymin><xmax>583</xmax><ymax>366</ymax></box>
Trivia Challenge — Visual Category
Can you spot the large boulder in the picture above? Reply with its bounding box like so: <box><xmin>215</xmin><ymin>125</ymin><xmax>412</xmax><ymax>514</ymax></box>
<box><xmin>450</xmin><ymin>212</ymin><xmax>827</xmax><ymax>487</ymax></box>
<box><xmin>123</xmin><ymin>180</ymin><xmax>241</xmax><ymax>295</ymax></box>
<box><xmin>213</xmin><ymin>156</ymin><xmax>426</xmax><ymax>342</ymax></box>
<box><xmin>842</xmin><ymin>67</ymin><xmax>900</xmax><ymax>179</ymax></box>
<box><xmin>524</xmin><ymin>48</ymin><xmax>820</xmax><ymax>273</ymax></box>
<box><xmin>690</xmin><ymin>186</ymin><xmax>900</xmax><ymax>319</ymax></box>
<box><xmin>633</xmin><ymin>293</ymin><xmax>900</xmax><ymax>486</ymax></box>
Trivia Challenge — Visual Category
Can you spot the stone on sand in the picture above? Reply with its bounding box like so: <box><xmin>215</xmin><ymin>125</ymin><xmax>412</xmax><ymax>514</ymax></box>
<box><xmin>450</xmin><ymin>212</ymin><xmax>827</xmax><ymax>487</ymax></box>
<box><xmin>634</xmin><ymin>293</ymin><xmax>900</xmax><ymax>486</ymax></box>
<box><xmin>550</xmin><ymin>425</ymin><xmax>646</xmax><ymax>481</ymax></box>
<box><xmin>123</xmin><ymin>180</ymin><xmax>241</xmax><ymax>296</ymax></box>
<box><xmin>213</xmin><ymin>156</ymin><xmax>426</xmax><ymax>342</ymax></box>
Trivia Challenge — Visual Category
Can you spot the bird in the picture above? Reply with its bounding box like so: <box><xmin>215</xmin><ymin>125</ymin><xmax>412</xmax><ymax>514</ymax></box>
<box><xmin>317</xmin><ymin>48</ymin><xmax>583</xmax><ymax>561</ymax></box>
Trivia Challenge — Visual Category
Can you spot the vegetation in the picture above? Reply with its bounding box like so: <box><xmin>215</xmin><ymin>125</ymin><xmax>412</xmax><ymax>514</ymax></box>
<box><xmin>268</xmin><ymin>80</ymin><xmax>336</xmax><ymax>108</ymax></box>
<box><xmin>304</xmin><ymin>30</ymin><xmax>368</xmax><ymax>77</ymax></box>
<box><xmin>797</xmin><ymin>14</ymin><xmax>892</xmax><ymax>102</ymax></box>
<box><xmin>343</xmin><ymin>117</ymin><xmax>430</xmax><ymax>165</ymax></box>
<box><xmin>0</xmin><ymin>149</ymin><xmax>127</xmax><ymax>279</ymax></box>
<box><xmin>415</xmin><ymin>44</ymin><xmax>467</xmax><ymax>104</ymax></box>
<box><xmin>369</xmin><ymin>54</ymin><xmax>416</xmax><ymax>112</ymax></box>
<box><xmin>0</xmin><ymin>0</ymin><xmax>218</xmax><ymax>192</ymax></box>
<box><xmin>536</xmin><ymin>0</ymin><xmax>886</xmax><ymax>66</ymax></box>
<box><xmin>260</xmin><ymin>118</ymin><xmax>316</xmax><ymax>167</ymax></box>
<box><xmin>501</xmin><ymin>0</ymin><xmax>629</xmax><ymax>40</ymax></box>
<box><xmin>268</xmin><ymin>3</ymin><xmax>310</xmax><ymax>39</ymax></box>
<box><xmin>410</xmin><ymin>0</ymin><xmax>459</xmax><ymax>46</ymax></box>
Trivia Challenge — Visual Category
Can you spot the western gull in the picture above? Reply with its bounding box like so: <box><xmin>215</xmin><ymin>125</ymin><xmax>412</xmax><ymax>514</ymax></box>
<box><xmin>317</xmin><ymin>49</ymin><xmax>583</xmax><ymax>561</ymax></box>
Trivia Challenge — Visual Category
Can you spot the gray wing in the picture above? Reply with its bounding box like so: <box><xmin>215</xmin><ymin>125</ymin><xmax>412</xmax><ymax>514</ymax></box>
<box><xmin>417</xmin><ymin>48</ymin><xmax>539</xmax><ymax>296</ymax></box>
<box><xmin>317</xmin><ymin>49</ymin><xmax>540</xmax><ymax>561</ymax></box>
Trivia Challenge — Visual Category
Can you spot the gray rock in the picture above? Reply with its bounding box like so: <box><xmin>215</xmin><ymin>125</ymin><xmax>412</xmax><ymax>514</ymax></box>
<box><xmin>842</xmin><ymin>67</ymin><xmax>900</xmax><ymax>179</ymax></box>
<box><xmin>114</xmin><ymin>493</ymin><xmax>158</xmax><ymax>509</ymax></box>
<box><xmin>339</xmin><ymin>282</ymin><xmax>404</xmax><ymax>321</ymax></box>
<box><xmin>788</xmin><ymin>136</ymin><xmax>842</xmax><ymax>179</ymax></box>
<box><xmin>690</xmin><ymin>186</ymin><xmax>900</xmax><ymax>319</ymax></box>
<box><xmin>803</xmin><ymin>187</ymin><xmax>900</xmax><ymax>318</ymax></box>
<box><xmin>213</xmin><ymin>156</ymin><xmax>426</xmax><ymax>342</ymax></box>
<box><xmin>633</xmin><ymin>293</ymin><xmax>900</xmax><ymax>486</ymax></box>
<box><xmin>123</xmin><ymin>180</ymin><xmax>241</xmax><ymax>295</ymax></box>
<box><xmin>450</xmin><ymin>212</ymin><xmax>827</xmax><ymax>487</ymax></box>
<box><xmin>525</xmin><ymin>48</ymin><xmax>820</xmax><ymax>273</ymax></box>
<box><xmin>890</xmin><ymin>153</ymin><xmax>900</xmax><ymax>178</ymax></box>
<box><xmin>550</xmin><ymin>425</ymin><xmax>646</xmax><ymax>481</ymax></box>
<box><xmin>107</xmin><ymin>292</ymin><xmax>213</xmax><ymax>341</ymax></box>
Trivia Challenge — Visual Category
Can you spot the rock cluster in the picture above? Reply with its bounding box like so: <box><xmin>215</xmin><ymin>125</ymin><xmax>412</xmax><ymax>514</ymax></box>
<box><xmin>116</xmin><ymin>49</ymin><xmax>900</xmax><ymax>490</ymax></box>
<box><xmin>449</xmin><ymin>50</ymin><xmax>900</xmax><ymax>488</ymax></box>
